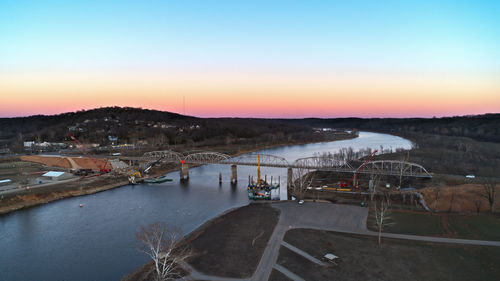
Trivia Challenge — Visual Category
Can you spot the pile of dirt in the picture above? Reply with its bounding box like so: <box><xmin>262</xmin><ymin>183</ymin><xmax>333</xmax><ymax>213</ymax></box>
<box><xmin>20</xmin><ymin>155</ymin><xmax>110</xmax><ymax>170</ymax></box>
<box><xmin>419</xmin><ymin>184</ymin><xmax>500</xmax><ymax>213</ymax></box>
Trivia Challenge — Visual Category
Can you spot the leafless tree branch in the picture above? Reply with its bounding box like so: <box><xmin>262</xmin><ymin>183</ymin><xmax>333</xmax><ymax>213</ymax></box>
<box><xmin>136</xmin><ymin>222</ymin><xmax>191</xmax><ymax>281</ymax></box>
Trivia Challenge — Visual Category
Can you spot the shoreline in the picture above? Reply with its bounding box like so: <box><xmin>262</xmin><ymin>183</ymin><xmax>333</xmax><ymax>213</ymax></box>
<box><xmin>121</xmin><ymin>201</ymin><xmax>285</xmax><ymax>281</ymax></box>
<box><xmin>0</xmin><ymin>166</ymin><xmax>179</xmax><ymax>215</ymax></box>
<box><xmin>0</xmin><ymin>179</ymin><xmax>129</xmax><ymax>215</ymax></box>
<box><xmin>0</xmin><ymin>133</ymin><xmax>357</xmax><ymax>216</ymax></box>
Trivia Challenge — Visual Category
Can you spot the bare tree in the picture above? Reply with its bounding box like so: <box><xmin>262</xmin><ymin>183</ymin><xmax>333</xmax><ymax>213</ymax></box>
<box><xmin>480</xmin><ymin>180</ymin><xmax>497</xmax><ymax>214</ymax></box>
<box><xmin>432</xmin><ymin>187</ymin><xmax>441</xmax><ymax>211</ymax></box>
<box><xmin>373</xmin><ymin>197</ymin><xmax>392</xmax><ymax>245</ymax></box>
<box><xmin>136</xmin><ymin>222</ymin><xmax>190</xmax><ymax>281</ymax></box>
<box><xmin>290</xmin><ymin>167</ymin><xmax>314</xmax><ymax>200</ymax></box>
<box><xmin>369</xmin><ymin>175</ymin><xmax>380</xmax><ymax>202</ymax></box>
<box><xmin>448</xmin><ymin>189</ymin><xmax>455</xmax><ymax>213</ymax></box>
<box><xmin>398</xmin><ymin>151</ymin><xmax>410</xmax><ymax>189</ymax></box>
<box><xmin>474</xmin><ymin>200</ymin><xmax>482</xmax><ymax>213</ymax></box>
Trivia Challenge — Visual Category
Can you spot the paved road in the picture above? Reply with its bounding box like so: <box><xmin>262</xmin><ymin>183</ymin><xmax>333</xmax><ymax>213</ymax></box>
<box><xmin>0</xmin><ymin>177</ymin><xmax>81</xmax><ymax>196</ymax></box>
<box><xmin>251</xmin><ymin>202</ymin><xmax>368</xmax><ymax>281</ymax></box>
<box><xmin>273</xmin><ymin>264</ymin><xmax>305</xmax><ymax>281</ymax></box>
<box><xmin>253</xmin><ymin>201</ymin><xmax>500</xmax><ymax>281</ymax></box>
<box><xmin>281</xmin><ymin>241</ymin><xmax>326</xmax><ymax>266</ymax></box>
<box><xmin>184</xmin><ymin>201</ymin><xmax>500</xmax><ymax>280</ymax></box>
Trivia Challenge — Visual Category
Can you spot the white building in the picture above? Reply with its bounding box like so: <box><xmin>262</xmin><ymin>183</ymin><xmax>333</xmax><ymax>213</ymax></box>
<box><xmin>41</xmin><ymin>171</ymin><xmax>73</xmax><ymax>181</ymax></box>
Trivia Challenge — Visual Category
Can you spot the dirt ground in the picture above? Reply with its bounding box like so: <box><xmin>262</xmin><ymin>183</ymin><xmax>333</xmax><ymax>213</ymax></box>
<box><xmin>186</xmin><ymin>203</ymin><xmax>280</xmax><ymax>278</ymax></box>
<box><xmin>20</xmin><ymin>155</ymin><xmax>111</xmax><ymax>170</ymax></box>
<box><xmin>0</xmin><ymin>159</ymin><xmax>48</xmax><ymax>185</ymax></box>
<box><xmin>279</xmin><ymin>228</ymin><xmax>500</xmax><ymax>281</ymax></box>
<box><xmin>419</xmin><ymin>184</ymin><xmax>500</xmax><ymax>213</ymax></box>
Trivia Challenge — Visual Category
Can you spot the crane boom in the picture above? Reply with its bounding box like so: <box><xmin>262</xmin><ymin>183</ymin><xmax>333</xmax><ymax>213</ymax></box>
<box><xmin>68</xmin><ymin>134</ymin><xmax>110</xmax><ymax>173</ymax></box>
<box><xmin>352</xmin><ymin>149</ymin><xmax>378</xmax><ymax>188</ymax></box>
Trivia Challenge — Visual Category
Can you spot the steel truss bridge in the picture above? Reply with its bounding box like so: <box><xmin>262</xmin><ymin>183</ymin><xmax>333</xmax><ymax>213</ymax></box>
<box><xmin>140</xmin><ymin>151</ymin><xmax>432</xmax><ymax>178</ymax></box>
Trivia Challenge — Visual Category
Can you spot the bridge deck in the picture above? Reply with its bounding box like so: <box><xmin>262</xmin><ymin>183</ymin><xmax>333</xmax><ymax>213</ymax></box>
<box><xmin>114</xmin><ymin>151</ymin><xmax>433</xmax><ymax>178</ymax></box>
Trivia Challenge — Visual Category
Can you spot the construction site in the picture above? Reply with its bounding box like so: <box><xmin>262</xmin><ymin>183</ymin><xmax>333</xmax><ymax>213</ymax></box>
<box><xmin>0</xmin><ymin>133</ymin><xmax>178</xmax><ymax>214</ymax></box>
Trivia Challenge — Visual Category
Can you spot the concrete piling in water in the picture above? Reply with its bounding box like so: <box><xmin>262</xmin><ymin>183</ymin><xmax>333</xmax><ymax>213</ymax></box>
<box><xmin>230</xmin><ymin>165</ymin><xmax>237</xmax><ymax>184</ymax></box>
<box><xmin>180</xmin><ymin>162</ymin><xmax>189</xmax><ymax>180</ymax></box>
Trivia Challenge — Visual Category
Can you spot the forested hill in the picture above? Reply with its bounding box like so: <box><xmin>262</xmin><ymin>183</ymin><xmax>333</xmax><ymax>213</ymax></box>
<box><xmin>0</xmin><ymin>107</ymin><xmax>189</xmax><ymax>137</ymax></box>
<box><xmin>0</xmin><ymin>107</ymin><xmax>315</xmax><ymax>151</ymax></box>
<box><xmin>0</xmin><ymin>107</ymin><xmax>498</xmax><ymax>152</ymax></box>
<box><xmin>301</xmin><ymin>114</ymin><xmax>500</xmax><ymax>142</ymax></box>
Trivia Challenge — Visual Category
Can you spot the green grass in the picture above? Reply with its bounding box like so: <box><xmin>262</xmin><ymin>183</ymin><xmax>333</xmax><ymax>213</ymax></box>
<box><xmin>370</xmin><ymin>210</ymin><xmax>500</xmax><ymax>241</ymax></box>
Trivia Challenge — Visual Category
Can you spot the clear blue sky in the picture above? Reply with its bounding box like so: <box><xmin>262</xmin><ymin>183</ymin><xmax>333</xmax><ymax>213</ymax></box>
<box><xmin>1</xmin><ymin>0</ymin><xmax>499</xmax><ymax>117</ymax></box>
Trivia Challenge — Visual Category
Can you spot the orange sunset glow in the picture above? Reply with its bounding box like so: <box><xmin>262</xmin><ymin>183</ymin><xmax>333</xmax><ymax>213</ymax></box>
<box><xmin>1</xmin><ymin>1</ymin><xmax>499</xmax><ymax>117</ymax></box>
<box><xmin>1</xmin><ymin>70</ymin><xmax>499</xmax><ymax>118</ymax></box>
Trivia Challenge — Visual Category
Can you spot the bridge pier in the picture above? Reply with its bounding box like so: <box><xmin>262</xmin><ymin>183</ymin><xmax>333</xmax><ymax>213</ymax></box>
<box><xmin>180</xmin><ymin>163</ymin><xmax>189</xmax><ymax>180</ymax></box>
<box><xmin>287</xmin><ymin>167</ymin><xmax>293</xmax><ymax>200</ymax></box>
<box><xmin>230</xmin><ymin>165</ymin><xmax>237</xmax><ymax>184</ymax></box>
<box><xmin>287</xmin><ymin>168</ymin><xmax>293</xmax><ymax>187</ymax></box>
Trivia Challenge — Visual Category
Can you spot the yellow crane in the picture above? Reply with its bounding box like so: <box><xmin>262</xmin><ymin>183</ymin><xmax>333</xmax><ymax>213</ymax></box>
<box><xmin>257</xmin><ymin>154</ymin><xmax>261</xmax><ymax>184</ymax></box>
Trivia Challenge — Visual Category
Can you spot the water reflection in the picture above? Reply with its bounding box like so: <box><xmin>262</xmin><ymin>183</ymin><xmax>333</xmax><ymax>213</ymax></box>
<box><xmin>0</xmin><ymin>132</ymin><xmax>412</xmax><ymax>281</ymax></box>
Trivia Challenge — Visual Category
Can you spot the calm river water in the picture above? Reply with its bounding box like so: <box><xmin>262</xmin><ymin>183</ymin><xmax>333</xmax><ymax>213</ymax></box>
<box><xmin>0</xmin><ymin>132</ymin><xmax>411</xmax><ymax>281</ymax></box>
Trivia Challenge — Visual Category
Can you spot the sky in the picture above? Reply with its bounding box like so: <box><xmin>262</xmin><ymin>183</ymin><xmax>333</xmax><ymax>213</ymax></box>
<box><xmin>1</xmin><ymin>0</ymin><xmax>499</xmax><ymax>118</ymax></box>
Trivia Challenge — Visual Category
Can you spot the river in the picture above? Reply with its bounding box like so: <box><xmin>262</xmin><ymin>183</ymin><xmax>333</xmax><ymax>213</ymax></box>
<box><xmin>0</xmin><ymin>132</ymin><xmax>412</xmax><ymax>281</ymax></box>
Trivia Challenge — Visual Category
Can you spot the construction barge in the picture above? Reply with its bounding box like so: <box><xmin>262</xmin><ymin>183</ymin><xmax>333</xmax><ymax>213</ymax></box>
<box><xmin>247</xmin><ymin>154</ymin><xmax>280</xmax><ymax>200</ymax></box>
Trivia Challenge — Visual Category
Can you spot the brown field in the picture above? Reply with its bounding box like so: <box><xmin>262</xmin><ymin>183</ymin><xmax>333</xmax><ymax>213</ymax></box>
<box><xmin>419</xmin><ymin>184</ymin><xmax>500</xmax><ymax>213</ymax></box>
<box><xmin>20</xmin><ymin>155</ymin><xmax>110</xmax><ymax>170</ymax></box>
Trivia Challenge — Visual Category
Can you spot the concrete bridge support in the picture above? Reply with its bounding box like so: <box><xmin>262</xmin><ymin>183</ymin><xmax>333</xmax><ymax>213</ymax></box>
<box><xmin>287</xmin><ymin>167</ymin><xmax>293</xmax><ymax>200</ymax></box>
<box><xmin>287</xmin><ymin>168</ymin><xmax>293</xmax><ymax>188</ymax></box>
<box><xmin>230</xmin><ymin>165</ymin><xmax>237</xmax><ymax>184</ymax></box>
<box><xmin>180</xmin><ymin>163</ymin><xmax>189</xmax><ymax>180</ymax></box>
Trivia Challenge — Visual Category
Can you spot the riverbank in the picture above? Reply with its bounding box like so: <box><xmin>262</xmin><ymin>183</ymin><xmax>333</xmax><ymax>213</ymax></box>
<box><xmin>127</xmin><ymin>200</ymin><xmax>500</xmax><ymax>281</ymax></box>
<box><xmin>0</xmin><ymin>165</ymin><xmax>179</xmax><ymax>215</ymax></box>
<box><xmin>122</xmin><ymin>202</ymin><xmax>281</xmax><ymax>281</ymax></box>
<box><xmin>0</xmin><ymin>132</ymin><xmax>357</xmax><ymax>216</ymax></box>
<box><xmin>0</xmin><ymin>176</ymin><xmax>128</xmax><ymax>215</ymax></box>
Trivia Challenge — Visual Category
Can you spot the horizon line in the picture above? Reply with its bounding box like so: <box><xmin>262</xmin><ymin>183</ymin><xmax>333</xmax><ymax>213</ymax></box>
<box><xmin>0</xmin><ymin>106</ymin><xmax>498</xmax><ymax>120</ymax></box>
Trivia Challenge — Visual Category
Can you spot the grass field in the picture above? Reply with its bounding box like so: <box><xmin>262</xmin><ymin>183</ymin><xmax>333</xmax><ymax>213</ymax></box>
<box><xmin>186</xmin><ymin>203</ymin><xmax>280</xmax><ymax>278</ymax></box>
<box><xmin>268</xmin><ymin>269</ymin><xmax>293</xmax><ymax>281</ymax></box>
<box><xmin>368</xmin><ymin>210</ymin><xmax>500</xmax><ymax>241</ymax></box>
<box><xmin>278</xmin><ymin>229</ymin><xmax>500</xmax><ymax>281</ymax></box>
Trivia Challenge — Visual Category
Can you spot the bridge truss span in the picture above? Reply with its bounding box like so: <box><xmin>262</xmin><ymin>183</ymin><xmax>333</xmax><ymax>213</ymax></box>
<box><xmin>142</xmin><ymin>150</ymin><xmax>183</xmax><ymax>162</ymax></box>
<box><xmin>225</xmin><ymin>153</ymin><xmax>290</xmax><ymax>168</ymax></box>
<box><xmin>184</xmin><ymin>152</ymin><xmax>231</xmax><ymax>164</ymax></box>
<box><xmin>359</xmin><ymin>160</ymin><xmax>432</xmax><ymax>178</ymax></box>
<box><xmin>138</xmin><ymin>150</ymin><xmax>432</xmax><ymax>179</ymax></box>
<box><xmin>292</xmin><ymin>156</ymin><xmax>354</xmax><ymax>171</ymax></box>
